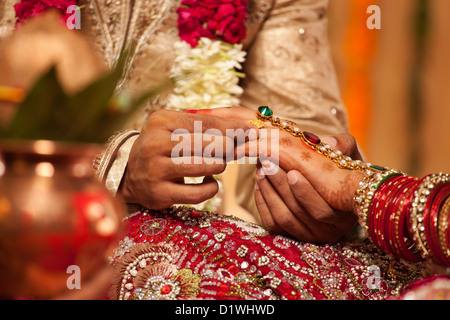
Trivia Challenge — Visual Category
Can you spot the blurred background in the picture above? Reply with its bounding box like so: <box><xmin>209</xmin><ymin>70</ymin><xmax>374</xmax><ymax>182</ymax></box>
<box><xmin>328</xmin><ymin>0</ymin><xmax>450</xmax><ymax>177</ymax></box>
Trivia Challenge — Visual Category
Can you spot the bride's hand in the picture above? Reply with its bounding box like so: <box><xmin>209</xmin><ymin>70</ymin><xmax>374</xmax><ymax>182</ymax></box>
<box><xmin>254</xmin><ymin>134</ymin><xmax>361</xmax><ymax>243</ymax></box>
<box><xmin>199</xmin><ymin>106</ymin><xmax>364</xmax><ymax>210</ymax></box>
<box><xmin>198</xmin><ymin>107</ymin><xmax>364</xmax><ymax>242</ymax></box>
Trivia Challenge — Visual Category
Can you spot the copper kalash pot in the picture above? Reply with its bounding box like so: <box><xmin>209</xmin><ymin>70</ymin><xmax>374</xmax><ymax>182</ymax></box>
<box><xmin>0</xmin><ymin>140</ymin><xmax>125</xmax><ymax>299</ymax></box>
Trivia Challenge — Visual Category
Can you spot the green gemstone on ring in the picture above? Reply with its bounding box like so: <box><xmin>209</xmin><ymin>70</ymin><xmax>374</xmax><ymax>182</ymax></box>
<box><xmin>257</xmin><ymin>106</ymin><xmax>273</xmax><ymax>117</ymax></box>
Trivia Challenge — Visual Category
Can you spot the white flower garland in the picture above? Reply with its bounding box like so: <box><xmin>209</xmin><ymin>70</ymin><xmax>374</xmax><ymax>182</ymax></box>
<box><xmin>167</xmin><ymin>37</ymin><xmax>246</xmax><ymax>111</ymax></box>
<box><xmin>166</xmin><ymin>37</ymin><xmax>247</xmax><ymax>212</ymax></box>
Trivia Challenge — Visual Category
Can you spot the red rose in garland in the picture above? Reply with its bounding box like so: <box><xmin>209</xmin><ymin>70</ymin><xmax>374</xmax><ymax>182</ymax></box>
<box><xmin>167</xmin><ymin>0</ymin><xmax>249</xmax><ymax>204</ymax></box>
<box><xmin>177</xmin><ymin>0</ymin><xmax>248</xmax><ymax>47</ymax></box>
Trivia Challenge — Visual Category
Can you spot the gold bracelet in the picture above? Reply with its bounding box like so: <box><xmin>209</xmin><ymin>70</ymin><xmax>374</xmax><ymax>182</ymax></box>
<box><xmin>254</xmin><ymin>105</ymin><xmax>401</xmax><ymax>210</ymax></box>
<box><xmin>93</xmin><ymin>130</ymin><xmax>140</xmax><ymax>183</ymax></box>
<box><xmin>354</xmin><ymin>172</ymin><xmax>403</xmax><ymax>234</ymax></box>
<box><xmin>256</xmin><ymin>106</ymin><xmax>393</xmax><ymax>172</ymax></box>
<box><xmin>253</xmin><ymin>106</ymin><xmax>404</xmax><ymax>236</ymax></box>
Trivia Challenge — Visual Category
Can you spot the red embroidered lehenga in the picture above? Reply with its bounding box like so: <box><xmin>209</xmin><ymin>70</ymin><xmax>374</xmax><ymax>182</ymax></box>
<box><xmin>107</xmin><ymin>206</ymin><xmax>428</xmax><ymax>300</ymax></box>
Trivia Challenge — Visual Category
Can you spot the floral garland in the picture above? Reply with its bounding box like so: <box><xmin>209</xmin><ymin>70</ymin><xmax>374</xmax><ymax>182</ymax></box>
<box><xmin>13</xmin><ymin>0</ymin><xmax>249</xmax><ymax>111</ymax></box>
<box><xmin>166</xmin><ymin>0</ymin><xmax>248</xmax><ymax>111</ymax></box>
<box><xmin>167</xmin><ymin>0</ymin><xmax>249</xmax><ymax>212</ymax></box>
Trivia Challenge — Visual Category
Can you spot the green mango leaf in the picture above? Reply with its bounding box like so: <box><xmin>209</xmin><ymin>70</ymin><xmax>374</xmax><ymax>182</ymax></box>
<box><xmin>62</xmin><ymin>43</ymin><xmax>136</xmax><ymax>141</ymax></box>
<box><xmin>0</xmin><ymin>41</ymin><xmax>173</xmax><ymax>143</ymax></box>
<box><xmin>78</xmin><ymin>78</ymin><xmax>175</xmax><ymax>142</ymax></box>
<box><xmin>1</xmin><ymin>66</ymin><xmax>68</xmax><ymax>140</ymax></box>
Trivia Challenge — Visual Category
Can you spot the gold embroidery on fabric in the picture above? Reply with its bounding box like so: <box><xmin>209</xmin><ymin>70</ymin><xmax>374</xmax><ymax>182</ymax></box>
<box><xmin>0</xmin><ymin>0</ymin><xmax>19</xmax><ymax>38</ymax></box>
<box><xmin>87</xmin><ymin>0</ymin><xmax>174</xmax><ymax>87</ymax></box>
<box><xmin>247</xmin><ymin>0</ymin><xmax>274</xmax><ymax>24</ymax></box>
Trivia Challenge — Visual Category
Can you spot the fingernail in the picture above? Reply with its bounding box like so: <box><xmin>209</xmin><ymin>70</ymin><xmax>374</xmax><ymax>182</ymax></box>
<box><xmin>261</xmin><ymin>159</ymin><xmax>271</xmax><ymax>168</ymax></box>
<box><xmin>256</xmin><ymin>168</ymin><xmax>265</xmax><ymax>180</ymax></box>
<box><xmin>184</xmin><ymin>109</ymin><xmax>198</xmax><ymax>113</ymax></box>
<box><xmin>255</xmin><ymin>181</ymin><xmax>260</xmax><ymax>190</ymax></box>
<box><xmin>287</xmin><ymin>171</ymin><xmax>299</xmax><ymax>185</ymax></box>
<box><xmin>322</xmin><ymin>136</ymin><xmax>337</xmax><ymax>148</ymax></box>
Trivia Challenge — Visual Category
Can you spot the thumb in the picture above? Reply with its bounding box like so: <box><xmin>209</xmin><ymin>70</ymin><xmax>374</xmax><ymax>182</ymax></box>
<box><xmin>322</xmin><ymin>133</ymin><xmax>363</xmax><ymax>161</ymax></box>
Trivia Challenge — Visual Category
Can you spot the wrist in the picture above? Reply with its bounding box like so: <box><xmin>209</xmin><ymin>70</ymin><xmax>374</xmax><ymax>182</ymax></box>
<box><xmin>116</xmin><ymin>165</ymin><xmax>137</xmax><ymax>204</ymax></box>
<box><xmin>353</xmin><ymin>168</ymin><xmax>403</xmax><ymax>233</ymax></box>
<box><xmin>93</xmin><ymin>130</ymin><xmax>140</xmax><ymax>195</ymax></box>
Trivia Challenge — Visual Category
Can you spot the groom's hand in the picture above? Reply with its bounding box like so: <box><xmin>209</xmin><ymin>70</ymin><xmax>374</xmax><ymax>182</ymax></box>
<box><xmin>118</xmin><ymin>109</ymin><xmax>253</xmax><ymax>210</ymax></box>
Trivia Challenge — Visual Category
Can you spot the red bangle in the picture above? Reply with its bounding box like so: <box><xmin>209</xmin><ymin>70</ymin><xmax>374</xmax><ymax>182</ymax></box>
<box><xmin>370</xmin><ymin>175</ymin><xmax>408</xmax><ymax>253</ymax></box>
<box><xmin>396</xmin><ymin>179</ymin><xmax>423</xmax><ymax>262</ymax></box>
<box><xmin>384</xmin><ymin>176</ymin><xmax>417</xmax><ymax>257</ymax></box>
<box><xmin>427</xmin><ymin>184</ymin><xmax>450</xmax><ymax>266</ymax></box>
<box><xmin>368</xmin><ymin>176</ymin><xmax>390</xmax><ymax>247</ymax></box>
<box><xmin>369</xmin><ymin>175</ymin><xmax>398</xmax><ymax>251</ymax></box>
<box><xmin>378</xmin><ymin>176</ymin><xmax>409</xmax><ymax>253</ymax></box>
<box><xmin>383</xmin><ymin>177</ymin><xmax>408</xmax><ymax>255</ymax></box>
<box><xmin>388</xmin><ymin>178</ymin><xmax>419</xmax><ymax>259</ymax></box>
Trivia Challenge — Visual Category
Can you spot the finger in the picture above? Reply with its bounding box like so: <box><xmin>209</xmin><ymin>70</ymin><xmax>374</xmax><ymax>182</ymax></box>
<box><xmin>322</xmin><ymin>133</ymin><xmax>363</xmax><ymax>161</ymax></box>
<box><xmin>196</xmin><ymin>106</ymin><xmax>256</xmax><ymax>121</ymax></box>
<box><xmin>157</xmin><ymin>176</ymin><xmax>220</xmax><ymax>207</ymax></box>
<box><xmin>254</xmin><ymin>179</ymin><xmax>286</xmax><ymax>236</ymax></box>
<box><xmin>169</xmin><ymin>132</ymin><xmax>235</xmax><ymax>160</ymax></box>
<box><xmin>153</xmin><ymin>109</ymin><xmax>256</xmax><ymax>141</ymax></box>
<box><xmin>169</xmin><ymin>134</ymin><xmax>254</xmax><ymax>164</ymax></box>
<box><xmin>162</xmin><ymin>156</ymin><xmax>227</xmax><ymax>179</ymax></box>
<box><xmin>262</xmin><ymin>162</ymin><xmax>344</xmax><ymax>242</ymax></box>
<box><xmin>269</xmin><ymin>134</ymin><xmax>364</xmax><ymax>211</ymax></box>
<box><xmin>262</xmin><ymin>161</ymin><xmax>304</xmax><ymax>213</ymax></box>
<box><xmin>234</xmin><ymin>128</ymin><xmax>280</xmax><ymax>160</ymax></box>
<box><xmin>255</xmin><ymin>168</ymin><xmax>314</xmax><ymax>241</ymax></box>
<box><xmin>287</xmin><ymin>170</ymin><xmax>358</xmax><ymax>229</ymax></box>
<box><xmin>285</xmin><ymin>169</ymin><xmax>336</xmax><ymax>224</ymax></box>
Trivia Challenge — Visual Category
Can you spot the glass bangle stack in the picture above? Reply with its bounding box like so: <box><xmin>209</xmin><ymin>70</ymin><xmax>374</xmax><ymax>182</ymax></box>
<box><xmin>254</xmin><ymin>106</ymin><xmax>450</xmax><ymax>267</ymax></box>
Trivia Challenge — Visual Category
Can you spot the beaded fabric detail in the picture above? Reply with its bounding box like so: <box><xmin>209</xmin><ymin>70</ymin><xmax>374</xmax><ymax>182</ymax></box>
<box><xmin>109</xmin><ymin>206</ymin><xmax>424</xmax><ymax>300</ymax></box>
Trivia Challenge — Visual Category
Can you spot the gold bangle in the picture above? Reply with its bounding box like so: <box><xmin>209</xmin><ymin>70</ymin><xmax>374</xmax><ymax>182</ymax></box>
<box><xmin>354</xmin><ymin>172</ymin><xmax>403</xmax><ymax>235</ymax></box>
<box><xmin>93</xmin><ymin>130</ymin><xmax>140</xmax><ymax>182</ymax></box>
